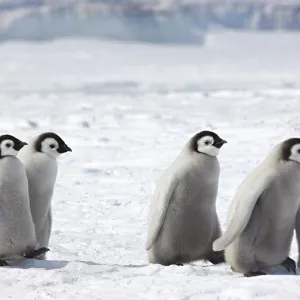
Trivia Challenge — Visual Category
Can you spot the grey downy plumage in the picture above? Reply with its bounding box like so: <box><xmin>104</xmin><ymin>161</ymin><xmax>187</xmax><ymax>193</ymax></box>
<box><xmin>17</xmin><ymin>132</ymin><xmax>72</xmax><ymax>259</ymax></box>
<box><xmin>146</xmin><ymin>130</ymin><xmax>227</xmax><ymax>266</ymax></box>
<box><xmin>0</xmin><ymin>134</ymin><xmax>49</xmax><ymax>266</ymax></box>
<box><xmin>213</xmin><ymin>138</ymin><xmax>300</xmax><ymax>276</ymax></box>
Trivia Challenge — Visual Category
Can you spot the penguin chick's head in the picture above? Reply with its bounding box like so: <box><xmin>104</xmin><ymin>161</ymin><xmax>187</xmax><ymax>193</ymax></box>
<box><xmin>191</xmin><ymin>130</ymin><xmax>227</xmax><ymax>157</ymax></box>
<box><xmin>281</xmin><ymin>138</ymin><xmax>300</xmax><ymax>164</ymax></box>
<box><xmin>34</xmin><ymin>132</ymin><xmax>72</xmax><ymax>158</ymax></box>
<box><xmin>0</xmin><ymin>134</ymin><xmax>28</xmax><ymax>158</ymax></box>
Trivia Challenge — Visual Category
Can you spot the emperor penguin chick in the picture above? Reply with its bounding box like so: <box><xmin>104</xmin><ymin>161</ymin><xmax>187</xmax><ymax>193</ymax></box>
<box><xmin>213</xmin><ymin>138</ymin><xmax>300</xmax><ymax>277</ymax></box>
<box><xmin>17</xmin><ymin>132</ymin><xmax>72</xmax><ymax>259</ymax></box>
<box><xmin>0</xmin><ymin>134</ymin><xmax>49</xmax><ymax>266</ymax></box>
<box><xmin>146</xmin><ymin>130</ymin><xmax>227</xmax><ymax>266</ymax></box>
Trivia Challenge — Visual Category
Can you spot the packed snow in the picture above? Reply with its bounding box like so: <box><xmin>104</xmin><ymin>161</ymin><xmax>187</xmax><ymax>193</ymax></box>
<box><xmin>1</xmin><ymin>31</ymin><xmax>300</xmax><ymax>299</ymax></box>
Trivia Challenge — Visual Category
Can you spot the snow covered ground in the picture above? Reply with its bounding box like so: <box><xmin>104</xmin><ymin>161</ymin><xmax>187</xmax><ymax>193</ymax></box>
<box><xmin>1</xmin><ymin>31</ymin><xmax>300</xmax><ymax>299</ymax></box>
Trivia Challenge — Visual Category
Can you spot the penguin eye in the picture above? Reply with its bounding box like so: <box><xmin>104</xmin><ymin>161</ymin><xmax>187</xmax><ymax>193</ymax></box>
<box><xmin>205</xmin><ymin>140</ymin><xmax>211</xmax><ymax>146</ymax></box>
<box><xmin>6</xmin><ymin>143</ymin><xmax>12</xmax><ymax>148</ymax></box>
<box><xmin>298</xmin><ymin>149</ymin><xmax>300</xmax><ymax>154</ymax></box>
<box><xmin>49</xmin><ymin>144</ymin><xmax>55</xmax><ymax>149</ymax></box>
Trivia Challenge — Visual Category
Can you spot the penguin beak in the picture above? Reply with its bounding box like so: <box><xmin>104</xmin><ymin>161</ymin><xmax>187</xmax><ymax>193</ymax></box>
<box><xmin>14</xmin><ymin>141</ymin><xmax>28</xmax><ymax>151</ymax></box>
<box><xmin>214</xmin><ymin>139</ymin><xmax>227</xmax><ymax>148</ymax></box>
<box><xmin>65</xmin><ymin>145</ymin><xmax>72</xmax><ymax>152</ymax></box>
<box><xmin>58</xmin><ymin>144</ymin><xmax>72</xmax><ymax>153</ymax></box>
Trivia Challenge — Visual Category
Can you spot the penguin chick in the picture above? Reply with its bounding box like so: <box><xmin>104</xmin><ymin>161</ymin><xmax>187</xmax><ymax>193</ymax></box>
<box><xmin>0</xmin><ymin>134</ymin><xmax>49</xmax><ymax>266</ymax></box>
<box><xmin>146</xmin><ymin>130</ymin><xmax>227</xmax><ymax>266</ymax></box>
<box><xmin>17</xmin><ymin>132</ymin><xmax>72</xmax><ymax>259</ymax></box>
<box><xmin>213</xmin><ymin>138</ymin><xmax>300</xmax><ymax>276</ymax></box>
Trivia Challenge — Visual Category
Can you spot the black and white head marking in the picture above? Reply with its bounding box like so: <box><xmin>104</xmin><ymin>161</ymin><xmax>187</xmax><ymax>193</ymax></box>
<box><xmin>191</xmin><ymin>130</ymin><xmax>227</xmax><ymax>157</ymax></box>
<box><xmin>0</xmin><ymin>134</ymin><xmax>27</xmax><ymax>158</ymax></box>
<box><xmin>281</xmin><ymin>138</ymin><xmax>300</xmax><ymax>164</ymax></box>
<box><xmin>34</xmin><ymin>132</ymin><xmax>72</xmax><ymax>158</ymax></box>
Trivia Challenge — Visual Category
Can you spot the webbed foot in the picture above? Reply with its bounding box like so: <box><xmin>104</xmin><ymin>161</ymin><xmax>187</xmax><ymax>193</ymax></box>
<box><xmin>281</xmin><ymin>257</ymin><xmax>296</xmax><ymax>274</ymax></box>
<box><xmin>24</xmin><ymin>247</ymin><xmax>50</xmax><ymax>259</ymax></box>
<box><xmin>244</xmin><ymin>257</ymin><xmax>296</xmax><ymax>277</ymax></box>
<box><xmin>244</xmin><ymin>270</ymin><xmax>266</xmax><ymax>277</ymax></box>
<box><xmin>205</xmin><ymin>250</ymin><xmax>225</xmax><ymax>265</ymax></box>
<box><xmin>0</xmin><ymin>260</ymin><xmax>9</xmax><ymax>267</ymax></box>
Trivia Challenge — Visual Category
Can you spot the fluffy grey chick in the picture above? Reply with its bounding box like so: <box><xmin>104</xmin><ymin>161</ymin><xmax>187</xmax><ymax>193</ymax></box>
<box><xmin>213</xmin><ymin>138</ymin><xmax>300</xmax><ymax>277</ymax></box>
<box><xmin>146</xmin><ymin>130</ymin><xmax>227</xmax><ymax>266</ymax></box>
<box><xmin>0</xmin><ymin>134</ymin><xmax>48</xmax><ymax>266</ymax></box>
<box><xmin>17</xmin><ymin>132</ymin><xmax>72</xmax><ymax>259</ymax></box>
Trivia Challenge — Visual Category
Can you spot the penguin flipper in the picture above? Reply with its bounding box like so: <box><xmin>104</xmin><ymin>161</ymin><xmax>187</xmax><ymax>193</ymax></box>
<box><xmin>37</xmin><ymin>209</ymin><xmax>52</xmax><ymax>248</ymax></box>
<box><xmin>213</xmin><ymin>168</ymin><xmax>276</xmax><ymax>252</ymax></box>
<box><xmin>145</xmin><ymin>174</ymin><xmax>179</xmax><ymax>251</ymax></box>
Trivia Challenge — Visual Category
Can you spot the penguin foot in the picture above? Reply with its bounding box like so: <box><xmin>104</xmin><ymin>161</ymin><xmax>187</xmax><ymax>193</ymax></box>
<box><xmin>0</xmin><ymin>260</ymin><xmax>9</xmax><ymax>267</ymax></box>
<box><xmin>244</xmin><ymin>257</ymin><xmax>296</xmax><ymax>277</ymax></box>
<box><xmin>281</xmin><ymin>257</ymin><xmax>296</xmax><ymax>274</ymax></box>
<box><xmin>244</xmin><ymin>270</ymin><xmax>266</xmax><ymax>277</ymax></box>
<box><xmin>166</xmin><ymin>255</ymin><xmax>184</xmax><ymax>266</ymax></box>
<box><xmin>205</xmin><ymin>250</ymin><xmax>225</xmax><ymax>265</ymax></box>
<box><xmin>35</xmin><ymin>253</ymin><xmax>47</xmax><ymax>260</ymax></box>
<box><xmin>24</xmin><ymin>247</ymin><xmax>50</xmax><ymax>259</ymax></box>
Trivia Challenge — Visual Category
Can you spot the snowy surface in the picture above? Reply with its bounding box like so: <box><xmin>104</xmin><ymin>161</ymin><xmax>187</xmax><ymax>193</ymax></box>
<box><xmin>1</xmin><ymin>31</ymin><xmax>300</xmax><ymax>299</ymax></box>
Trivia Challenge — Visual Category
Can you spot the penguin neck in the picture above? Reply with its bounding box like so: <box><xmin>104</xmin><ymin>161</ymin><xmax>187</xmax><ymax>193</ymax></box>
<box><xmin>264</xmin><ymin>142</ymin><xmax>286</xmax><ymax>166</ymax></box>
<box><xmin>39</xmin><ymin>151</ymin><xmax>58</xmax><ymax>160</ymax></box>
<box><xmin>27</xmin><ymin>152</ymin><xmax>58</xmax><ymax>190</ymax></box>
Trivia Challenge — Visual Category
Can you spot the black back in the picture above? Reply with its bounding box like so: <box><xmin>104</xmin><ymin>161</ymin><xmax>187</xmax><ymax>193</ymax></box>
<box><xmin>281</xmin><ymin>138</ymin><xmax>300</xmax><ymax>161</ymax></box>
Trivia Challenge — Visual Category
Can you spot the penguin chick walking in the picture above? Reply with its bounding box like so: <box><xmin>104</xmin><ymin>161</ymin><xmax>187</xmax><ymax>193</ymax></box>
<box><xmin>17</xmin><ymin>132</ymin><xmax>72</xmax><ymax>259</ymax></box>
<box><xmin>0</xmin><ymin>134</ymin><xmax>49</xmax><ymax>266</ymax></box>
<box><xmin>213</xmin><ymin>138</ymin><xmax>300</xmax><ymax>276</ymax></box>
<box><xmin>146</xmin><ymin>130</ymin><xmax>227</xmax><ymax>266</ymax></box>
